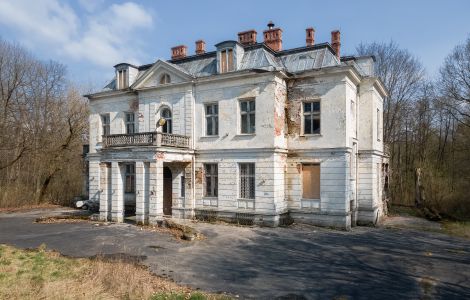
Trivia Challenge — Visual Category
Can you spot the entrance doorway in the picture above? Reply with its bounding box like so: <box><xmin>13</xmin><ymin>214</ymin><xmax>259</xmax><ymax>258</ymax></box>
<box><xmin>163</xmin><ymin>166</ymin><xmax>172</xmax><ymax>216</ymax></box>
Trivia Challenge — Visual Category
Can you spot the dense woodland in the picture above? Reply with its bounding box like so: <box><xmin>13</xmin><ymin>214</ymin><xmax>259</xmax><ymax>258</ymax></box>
<box><xmin>0</xmin><ymin>37</ymin><xmax>468</xmax><ymax>220</ymax></box>
<box><xmin>0</xmin><ymin>38</ymin><xmax>87</xmax><ymax>208</ymax></box>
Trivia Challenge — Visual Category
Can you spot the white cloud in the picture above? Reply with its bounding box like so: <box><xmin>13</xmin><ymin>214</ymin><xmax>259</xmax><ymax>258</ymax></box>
<box><xmin>0</xmin><ymin>0</ymin><xmax>153</xmax><ymax>67</ymax></box>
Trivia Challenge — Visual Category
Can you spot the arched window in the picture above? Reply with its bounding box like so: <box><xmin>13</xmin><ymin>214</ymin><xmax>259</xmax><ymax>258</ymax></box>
<box><xmin>159</xmin><ymin>73</ymin><xmax>171</xmax><ymax>84</ymax></box>
<box><xmin>161</xmin><ymin>108</ymin><xmax>172</xmax><ymax>133</ymax></box>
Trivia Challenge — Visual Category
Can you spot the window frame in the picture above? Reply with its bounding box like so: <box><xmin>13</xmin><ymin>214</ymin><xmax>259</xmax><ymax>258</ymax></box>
<box><xmin>159</xmin><ymin>73</ymin><xmax>171</xmax><ymax>85</ymax></box>
<box><xmin>180</xmin><ymin>175</ymin><xmax>185</xmax><ymax>198</ymax></box>
<box><xmin>125</xmin><ymin>112</ymin><xmax>135</xmax><ymax>134</ymax></box>
<box><xmin>239</xmin><ymin>99</ymin><xmax>256</xmax><ymax>134</ymax></box>
<box><xmin>204</xmin><ymin>103</ymin><xmax>219</xmax><ymax>136</ymax></box>
<box><xmin>160</xmin><ymin>108</ymin><xmax>172</xmax><ymax>134</ymax></box>
<box><xmin>203</xmin><ymin>163</ymin><xmax>218</xmax><ymax>198</ymax></box>
<box><xmin>118</xmin><ymin>69</ymin><xmax>128</xmax><ymax>89</ymax></box>
<box><xmin>377</xmin><ymin>108</ymin><xmax>381</xmax><ymax>142</ymax></box>
<box><xmin>101</xmin><ymin>113</ymin><xmax>110</xmax><ymax>136</ymax></box>
<box><xmin>302</xmin><ymin>100</ymin><xmax>321</xmax><ymax>135</ymax></box>
<box><xmin>239</xmin><ymin>163</ymin><xmax>255</xmax><ymax>200</ymax></box>
<box><xmin>301</xmin><ymin>163</ymin><xmax>320</xmax><ymax>200</ymax></box>
<box><xmin>219</xmin><ymin>48</ymin><xmax>234</xmax><ymax>73</ymax></box>
<box><xmin>124</xmin><ymin>163</ymin><xmax>135</xmax><ymax>194</ymax></box>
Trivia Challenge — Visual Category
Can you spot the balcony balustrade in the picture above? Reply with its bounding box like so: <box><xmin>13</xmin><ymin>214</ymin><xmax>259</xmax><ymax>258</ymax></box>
<box><xmin>103</xmin><ymin>132</ymin><xmax>190</xmax><ymax>149</ymax></box>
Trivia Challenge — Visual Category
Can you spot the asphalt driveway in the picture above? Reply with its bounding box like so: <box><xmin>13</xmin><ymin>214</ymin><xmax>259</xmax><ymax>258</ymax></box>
<box><xmin>0</xmin><ymin>208</ymin><xmax>469</xmax><ymax>299</ymax></box>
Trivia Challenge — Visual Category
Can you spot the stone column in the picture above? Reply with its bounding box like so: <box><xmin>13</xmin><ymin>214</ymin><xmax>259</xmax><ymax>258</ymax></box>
<box><xmin>88</xmin><ymin>160</ymin><xmax>100</xmax><ymax>209</ymax></box>
<box><xmin>99</xmin><ymin>163</ymin><xmax>111</xmax><ymax>221</ymax></box>
<box><xmin>111</xmin><ymin>162</ymin><xmax>124</xmax><ymax>222</ymax></box>
<box><xmin>149</xmin><ymin>160</ymin><xmax>163</xmax><ymax>224</ymax></box>
<box><xmin>135</xmin><ymin>161</ymin><xmax>149</xmax><ymax>224</ymax></box>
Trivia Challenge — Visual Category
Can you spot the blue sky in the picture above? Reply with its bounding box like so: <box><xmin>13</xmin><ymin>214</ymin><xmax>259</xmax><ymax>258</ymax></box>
<box><xmin>0</xmin><ymin>0</ymin><xmax>469</xmax><ymax>88</ymax></box>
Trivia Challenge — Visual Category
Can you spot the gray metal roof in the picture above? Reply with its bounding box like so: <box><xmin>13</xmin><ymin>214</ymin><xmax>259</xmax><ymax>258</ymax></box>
<box><xmin>281</xmin><ymin>47</ymin><xmax>339</xmax><ymax>73</ymax></box>
<box><xmin>175</xmin><ymin>56</ymin><xmax>217</xmax><ymax>77</ymax></box>
<box><xmin>102</xmin><ymin>43</ymin><xmax>345</xmax><ymax>90</ymax></box>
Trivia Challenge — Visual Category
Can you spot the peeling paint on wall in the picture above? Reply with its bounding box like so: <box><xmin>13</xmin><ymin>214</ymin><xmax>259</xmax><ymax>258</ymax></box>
<box><xmin>195</xmin><ymin>167</ymin><xmax>203</xmax><ymax>184</ymax></box>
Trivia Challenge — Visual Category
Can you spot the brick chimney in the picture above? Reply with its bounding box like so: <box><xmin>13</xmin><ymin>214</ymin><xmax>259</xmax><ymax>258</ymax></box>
<box><xmin>331</xmin><ymin>30</ymin><xmax>341</xmax><ymax>58</ymax></box>
<box><xmin>306</xmin><ymin>27</ymin><xmax>315</xmax><ymax>46</ymax></box>
<box><xmin>263</xmin><ymin>21</ymin><xmax>282</xmax><ymax>51</ymax></box>
<box><xmin>238</xmin><ymin>29</ymin><xmax>257</xmax><ymax>46</ymax></box>
<box><xmin>171</xmin><ymin>45</ymin><xmax>187</xmax><ymax>60</ymax></box>
<box><xmin>195</xmin><ymin>40</ymin><xmax>206</xmax><ymax>55</ymax></box>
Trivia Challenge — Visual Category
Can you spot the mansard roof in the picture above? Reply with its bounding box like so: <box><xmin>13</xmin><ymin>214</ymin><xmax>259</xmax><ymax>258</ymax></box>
<box><xmin>100</xmin><ymin>42</ymin><xmax>372</xmax><ymax>92</ymax></box>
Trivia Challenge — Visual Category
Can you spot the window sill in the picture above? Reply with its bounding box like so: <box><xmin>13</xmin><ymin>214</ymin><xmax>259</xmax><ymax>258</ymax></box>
<box><xmin>300</xmin><ymin>133</ymin><xmax>322</xmax><ymax>137</ymax></box>
<box><xmin>200</xmin><ymin>135</ymin><xmax>219</xmax><ymax>139</ymax></box>
<box><xmin>235</xmin><ymin>133</ymin><xmax>256</xmax><ymax>137</ymax></box>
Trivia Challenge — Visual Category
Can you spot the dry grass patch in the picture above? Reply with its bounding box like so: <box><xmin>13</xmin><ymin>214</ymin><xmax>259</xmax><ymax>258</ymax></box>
<box><xmin>442</xmin><ymin>221</ymin><xmax>470</xmax><ymax>239</ymax></box>
<box><xmin>0</xmin><ymin>244</ymin><xmax>229</xmax><ymax>300</ymax></box>
<box><xmin>35</xmin><ymin>214</ymin><xmax>91</xmax><ymax>224</ymax></box>
<box><xmin>0</xmin><ymin>203</ymin><xmax>61</xmax><ymax>213</ymax></box>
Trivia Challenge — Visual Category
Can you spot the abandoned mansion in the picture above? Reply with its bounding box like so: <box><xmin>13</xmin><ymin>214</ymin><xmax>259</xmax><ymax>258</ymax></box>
<box><xmin>85</xmin><ymin>23</ymin><xmax>388</xmax><ymax>229</ymax></box>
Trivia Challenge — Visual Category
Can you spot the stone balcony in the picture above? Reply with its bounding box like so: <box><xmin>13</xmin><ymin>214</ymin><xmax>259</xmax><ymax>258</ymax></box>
<box><xmin>103</xmin><ymin>132</ymin><xmax>190</xmax><ymax>149</ymax></box>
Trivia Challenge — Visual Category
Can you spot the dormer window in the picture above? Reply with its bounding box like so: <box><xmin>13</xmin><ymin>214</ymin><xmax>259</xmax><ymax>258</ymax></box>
<box><xmin>159</xmin><ymin>73</ymin><xmax>171</xmax><ymax>84</ymax></box>
<box><xmin>220</xmin><ymin>48</ymin><xmax>234</xmax><ymax>73</ymax></box>
<box><xmin>117</xmin><ymin>69</ymin><xmax>128</xmax><ymax>89</ymax></box>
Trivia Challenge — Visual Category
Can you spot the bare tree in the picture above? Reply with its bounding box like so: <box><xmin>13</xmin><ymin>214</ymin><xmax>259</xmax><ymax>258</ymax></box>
<box><xmin>0</xmin><ymin>37</ymin><xmax>88</xmax><ymax>208</ymax></box>
<box><xmin>356</xmin><ymin>41</ymin><xmax>425</xmax><ymax>144</ymax></box>
<box><xmin>439</xmin><ymin>37</ymin><xmax>470</xmax><ymax>124</ymax></box>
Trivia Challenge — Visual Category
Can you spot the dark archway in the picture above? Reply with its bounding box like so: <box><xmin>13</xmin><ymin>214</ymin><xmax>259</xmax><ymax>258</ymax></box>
<box><xmin>163</xmin><ymin>166</ymin><xmax>172</xmax><ymax>216</ymax></box>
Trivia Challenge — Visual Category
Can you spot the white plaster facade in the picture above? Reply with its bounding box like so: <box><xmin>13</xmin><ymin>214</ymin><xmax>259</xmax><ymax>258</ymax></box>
<box><xmin>85</xmin><ymin>31</ymin><xmax>388</xmax><ymax>229</ymax></box>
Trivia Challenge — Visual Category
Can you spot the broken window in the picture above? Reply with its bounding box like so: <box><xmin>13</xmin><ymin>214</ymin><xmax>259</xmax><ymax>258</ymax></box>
<box><xmin>101</xmin><ymin>114</ymin><xmax>110</xmax><ymax>136</ymax></box>
<box><xmin>240</xmin><ymin>99</ymin><xmax>255</xmax><ymax>134</ymax></box>
<box><xmin>159</xmin><ymin>73</ymin><xmax>171</xmax><ymax>84</ymax></box>
<box><xmin>124</xmin><ymin>163</ymin><xmax>135</xmax><ymax>194</ymax></box>
<box><xmin>204</xmin><ymin>164</ymin><xmax>218</xmax><ymax>197</ymax></box>
<box><xmin>161</xmin><ymin>108</ymin><xmax>172</xmax><ymax>134</ymax></box>
<box><xmin>220</xmin><ymin>48</ymin><xmax>234</xmax><ymax>73</ymax></box>
<box><xmin>125</xmin><ymin>112</ymin><xmax>135</xmax><ymax>134</ymax></box>
<box><xmin>303</xmin><ymin>101</ymin><xmax>320</xmax><ymax>134</ymax></box>
<box><xmin>205</xmin><ymin>103</ymin><xmax>219</xmax><ymax>136</ymax></box>
<box><xmin>302</xmin><ymin>164</ymin><xmax>320</xmax><ymax>199</ymax></box>
<box><xmin>239</xmin><ymin>163</ymin><xmax>255</xmax><ymax>199</ymax></box>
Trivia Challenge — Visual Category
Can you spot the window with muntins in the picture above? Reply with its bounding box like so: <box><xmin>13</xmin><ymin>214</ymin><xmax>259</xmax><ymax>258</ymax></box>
<box><xmin>125</xmin><ymin>112</ymin><xmax>135</xmax><ymax>134</ymax></box>
<box><xmin>124</xmin><ymin>163</ymin><xmax>135</xmax><ymax>193</ymax></box>
<box><xmin>239</xmin><ymin>163</ymin><xmax>255</xmax><ymax>199</ymax></box>
<box><xmin>204</xmin><ymin>164</ymin><xmax>218</xmax><ymax>197</ymax></box>
<box><xmin>220</xmin><ymin>48</ymin><xmax>234</xmax><ymax>73</ymax></box>
<box><xmin>303</xmin><ymin>101</ymin><xmax>320</xmax><ymax>134</ymax></box>
<box><xmin>240</xmin><ymin>100</ymin><xmax>255</xmax><ymax>134</ymax></box>
<box><xmin>161</xmin><ymin>108</ymin><xmax>172</xmax><ymax>134</ymax></box>
<box><xmin>205</xmin><ymin>103</ymin><xmax>219</xmax><ymax>136</ymax></box>
<box><xmin>101</xmin><ymin>114</ymin><xmax>110</xmax><ymax>136</ymax></box>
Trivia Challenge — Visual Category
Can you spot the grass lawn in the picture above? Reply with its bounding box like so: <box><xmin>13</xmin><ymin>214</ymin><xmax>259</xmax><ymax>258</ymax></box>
<box><xmin>0</xmin><ymin>244</ymin><xmax>229</xmax><ymax>300</ymax></box>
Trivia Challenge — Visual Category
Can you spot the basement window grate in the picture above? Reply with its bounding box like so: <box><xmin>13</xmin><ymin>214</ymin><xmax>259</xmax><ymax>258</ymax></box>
<box><xmin>235</xmin><ymin>213</ymin><xmax>254</xmax><ymax>226</ymax></box>
<box><xmin>195</xmin><ymin>209</ymin><xmax>217</xmax><ymax>222</ymax></box>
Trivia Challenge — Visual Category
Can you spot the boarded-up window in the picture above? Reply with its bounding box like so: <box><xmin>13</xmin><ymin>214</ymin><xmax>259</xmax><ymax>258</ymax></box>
<box><xmin>302</xmin><ymin>164</ymin><xmax>320</xmax><ymax>199</ymax></box>
<box><xmin>220</xmin><ymin>49</ymin><xmax>234</xmax><ymax>73</ymax></box>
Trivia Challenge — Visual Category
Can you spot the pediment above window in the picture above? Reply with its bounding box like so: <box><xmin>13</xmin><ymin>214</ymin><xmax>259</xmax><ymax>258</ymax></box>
<box><xmin>131</xmin><ymin>60</ymin><xmax>193</xmax><ymax>89</ymax></box>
